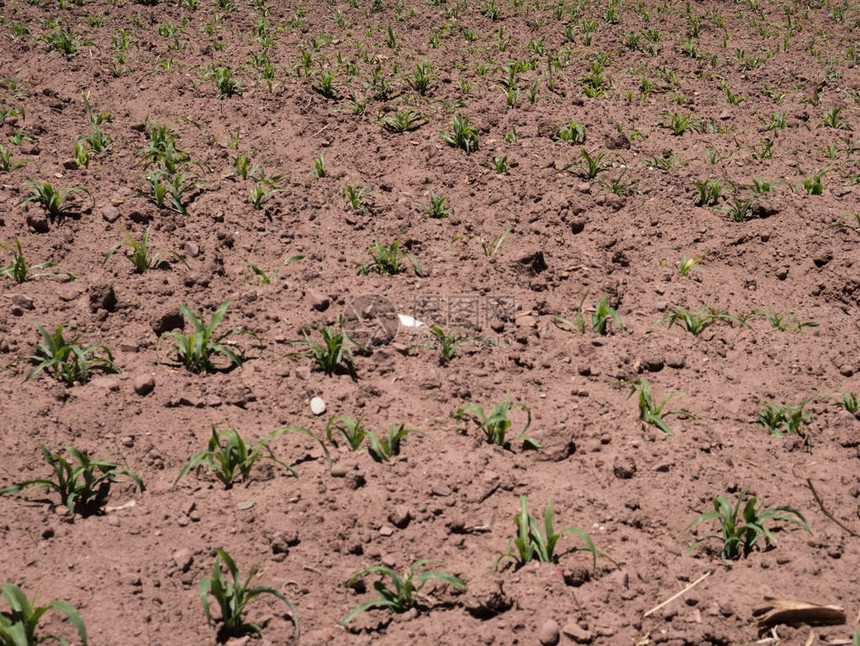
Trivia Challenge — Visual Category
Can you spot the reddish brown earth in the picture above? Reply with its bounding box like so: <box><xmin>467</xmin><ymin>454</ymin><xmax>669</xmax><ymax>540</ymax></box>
<box><xmin>1</xmin><ymin>0</ymin><xmax>859</xmax><ymax>644</ymax></box>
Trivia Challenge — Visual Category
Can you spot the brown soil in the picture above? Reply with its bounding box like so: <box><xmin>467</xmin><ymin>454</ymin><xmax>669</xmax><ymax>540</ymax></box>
<box><xmin>1</xmin><ymin>0</ymin><xmax>859</xmax><ymax>645</ymax></box>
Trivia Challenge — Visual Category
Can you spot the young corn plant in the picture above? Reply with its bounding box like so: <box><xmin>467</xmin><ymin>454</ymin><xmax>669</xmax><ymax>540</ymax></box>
<box><xmin>440</xmin><ymin>113</ymin><xmax>479</xmax><ymax>154</ymax></box>
<box><xmin>103</xmin><ymin>226</ymin><xmax>187</xmax><ymax>274</ymax></box>
<box><xmin>692</xmin><ymin>179</ymin><xmax>724</xmax><ymax>206</ymax></box>
<box><xmin>174</xmin><ymin>425</ymin><xmax>328</xmax><ymax>488</ymax></box>
<box><xmin>687</xmin><ymin>486</ymin><xmax>811</xmax><ymax>560</ymax></box>
<box><xmin>658</xmin><ymin>112</ymin><xmax>705</xmax><ymax>135</ymax></box>
<box><xmin>592</xmin><ymin>295</ymin><xmax>626</xmax><ymax>335</ymax></box>
<box><xmin>676</xmin><ymin>251</ymin><xmax>709</xmax><ymax>277</ymax></box>
<box><xmin>494</xmin><ymin>496</ymin><xmax>605</xmax><ymax>571</ymax></box>
<box><xmin>413</xmin><ymin>190</ymin><xmax>450</xmax><ymax>218</ymax></box>
<box><xmin>199</xmin><ymin>549</ymin><xmax>298</xmax><ymax>640</ymax></box>
<box><xmin>751</xmin><ymin>311</ymin><xmax>819</xmax><ymax>333</ymax></box>
<box><xmin>245</xmin><ymin>255</ymin><xmax>303</xmax><ymax>285</ymax></box>
<box><xmin>0</xmin><ymin>444</ymin><xmax>144</xmax><ymax>516</ymax></box>
<box><xmin>448</xmin><ymin>226</ymin><xmax>511</xmax><ymax>257</ymax></box>
<box><xmin>308</xmin><ymin>153</ymin><xmax>326</xmax><ymax>178</ymax></box>
<box><xmin>21</xmin><ymin>324</ymin><xmax>118</xmax><ymax>386</ymax></box>
<box><xmin>0</xmin><ymin>238</ymin><xmax>71</xmax><ymax>283</ymax></box>
<box><xmin>285</xmin><ymin>323</ymin><xmax>360</xmax><ymax>376</ymax></box>
<box><xmin>325</xmin><ymin>415</ymin><xmax>369</xmax><ymax>451</ymax></box>
<box><xmin>756</xmin><ymin>398</ymin><xmax>815</xmax><ymax>438</ymax></box>
<box><xmin>409</xmin><ymin>326</ymin><xmax>493</xmax><ymax>362</ymax></box>
<box><xmin>202</xmin><ymin>65</ymin><xmax>242</xmax><ymax>98</ymax></box>
<box><xmin>654</xmin><ymin>305</ymin><xmax>749</xmax><ymax>337</ymax></box>
<box><xmin>356</xmin><ymin>234</ymin><xmax>422</xmax><ymax>277</ymax></box>
<box><xmin>452</xmin><ymin>396</ymin><xmax>539</xmax><ymax>449</ymax></box>
<box><xmin>342</xmin><ymin>560</ymin><xmax>465</xmax><ymax>625</ymax></box>
<box><xmin>159</xmin><ymin>299</ymin><xmax>254</xmax><ymax>373</ymax></box>
<box><xmin>19</xmin><ymin>182</ymin><xmax>92</xmax><ymax>220</ymax></box>
<box><xmin>831</xmin><ymin>391</ymin><xmax>858</xmax><ymax>415</ymax></box>
<box><xmin>554</xmin><ymin>291</ymin><xmax>589</xmax><ymax>333</ymax></box>
<box><xmin>380</xmin><ymin>108</ymin><xmax>427</xmax><ymax>133</ymax></box>
<box><xmin>366</xmin><ymin>424</ymin><xmax>425</xmax><ymax>462</ymax></box>
<box><xmin>558</xmin><ymin>148</ymin><xmax>618</xmax><ymax>181</ymax></box>
<box><xmin>0</xmin><ymin>142</ymin><xmax>32</xmax><ymax>171</ymax></box>
<box><xmin>0</xmin><ymin>583</ymin><xmax>88</xmax><ymax>646</ymax></box>
<box><xmin>627</xmin><ymin>378</ymin><xmax>694</xmax><ymax>436</ymax></box>
<box><xmin>342</xmin><ymin>183</ymin><xmax>372</xmax><ymax>213</ymax></box>
<box><xmin>552</xmin><ymin>120</ymin><xmax>586</xmax><ymax>144</ymax></box>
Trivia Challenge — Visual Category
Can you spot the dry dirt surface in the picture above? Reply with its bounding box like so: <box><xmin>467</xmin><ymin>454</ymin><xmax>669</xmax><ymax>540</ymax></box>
<box><xmin>1</xmin><ymin>0</ymin><xmax>859</xmax><ymax>644</ymax></box>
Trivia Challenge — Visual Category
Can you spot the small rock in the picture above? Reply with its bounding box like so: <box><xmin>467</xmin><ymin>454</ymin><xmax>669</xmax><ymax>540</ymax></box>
<box><xmin>331</xmin><ymin>462</ymin><xmax>356</xmax><ymax>478</ymax></box>
<box><xmin>183</xmin><ymin>241</ymin><xmax>200</xmax><ymax>257</ymax></box>
<box><xmin>89</xmin><ymin>377</ymin><xmax>119</xmax><ymax>391</ymax></box>
<box><xmin>310</xmin><ymin>291</ymin><xmax>330</xmax><ymax>312</ymax></box>
<box><xmin>151</xmin><ymin>308</ymin><xmax>184</xmax><ymax>335</ymax></box>
<box><xmin>838</xmin><ymin>364</ymin><xmax>854</xmax><ymax>377</ymax></box>
<box><xmin>813</xmin><ymin>250</ymin><xmax>832</xmax><ymax>268</ymax></box>
<box><xmin>538</xmin><ymin>619</ymin><xmax>561</xmax><ymax>646</ymax></box>
<box><xmin>134</xmin><ymin>374</ymin><xmax>155</xmax><ymax>396</ymax></box>
<box><xmin>310</xmin><ymin>396</ymin><xmax>326</xmax><ymax>415</ymax></box>
<box><xmin>718</xmin><ymin>110</ymin><xmax>731</xmax><ymax>120</ymax></box>
<box><xmin>431</xmin><ymin>481</ymin><xmax>452</xmax><ymax>497</ymax></box>
<box><xmin>666</xmin><ymin>353</ymin><xmax>686</xmax><ymax>369</ymax></box>
<box><xmin>613</xmin><ymin>457</ymin><xmax>636</xmax><ymax>479</ymax></box>
<box><xmin>89</xmin><ymin>284</ymin><xmax>117</xmax><ymax>312</ymax></box>
<box><xmin>11</xmin><ymin>294</ymin><xmax>35</xmax><ymax>310</ymax></box>
<box><xmin>101</xmin><ymin>205</ymin><xmax>121</xmax><ymax>223</ymax></box>
<box><xmin>562</xmin><ymin>621</ymin><xmax>594</xmax><ymax>644</ymax></box>
<box><xmin>569</xmin><ymin>218</ymin><xmax>586</xmax><ymax>234</ymax></box>
<box><xmin>62</xmin><ymin>158</ymin><xmax>78</xmax><ymax>170</ymax></box>
<box><xmin>387</xmin><ymin>505</ymin><xmax>411</xmax><ymax>529</ymax></box>
<box><xmin>642</xmin><ymin>356</ymin><xmax>664</xmax><ymax>372</ymax></box>
<box><xmin>379</xmin><ymin>525</ymin><xmax>394</xmax><ymax>537</ymax></box>
<box><xmin>121</xmin><ymin>436</ymin><xmax>134</xmax><ymax>448</ymax></box>
<box><xmin>172</xmin><ymin>549</ymin><xmax>193</xmax><ymax>572</ymax></box>
<box><xmin>563</xmin><ymin>566</ymin><xmax>590</xmax><ymax>587</ymax></box>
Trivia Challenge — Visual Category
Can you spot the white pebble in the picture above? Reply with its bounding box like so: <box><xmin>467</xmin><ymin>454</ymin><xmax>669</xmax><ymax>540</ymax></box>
<box><xmin>310</xmin><ymin>397</ymin><xmax>327</xmax><ymax>415</ymax></box>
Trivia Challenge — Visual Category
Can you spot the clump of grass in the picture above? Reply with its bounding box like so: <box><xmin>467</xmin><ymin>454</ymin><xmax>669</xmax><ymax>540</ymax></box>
<box><xmin>440</xmin><ymin>113</ymin><xmax>479</xmax><ymax>154</ymax></box>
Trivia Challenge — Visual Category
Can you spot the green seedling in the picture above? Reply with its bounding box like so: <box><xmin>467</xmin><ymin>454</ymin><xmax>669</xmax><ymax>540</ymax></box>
<box><xmin>554</xmin><ymin>291</ymin><xmax>590</xmax><ymax>333</ymax></box>
<box><xmin>0</xmin><ymin>444</ymin><xmax>143</xmax><ymax>516</ymax></box>
<box><xmin>19</xmin><ymin>182</ymin><xmax>92</xmax><ymax>220</ymax></box>
<box><xmin>494</xmin><ymin>496</ymin><xmax>604</xmax><ymax>571</ymax></box>
<box><xmin>796</xmin><ymin>169</ymin><xmax>828</xmax><ymax>195</ymax></box>
<box><xmin>409</xmin><ymin>326</ymin><xmax>493</xmax><ymax>362</ymax></box>
<box><xmin>413</xmin><ymin>190</ymin><xmax>449</xmax><ymax>218</ymax></box>
<box><xmin>326</xmin><ymin>415</ymin><xmax>369</xmax><ymax>451</ymax></box>
<box><xmin>592</xmin><ymin>295</ymin><xmax>626</xmax><ymax>335</ymax></box>
<box><xmin>1</xmin><ymin>238</ymin><xmax>72</xmax><ymax>283</ymax></box>
<box><xmin>159</xmin><ymin>299</ymin><xmax>254</xmax><ymax>373</ymax></box>
<box><xmin>687</xmin><ymin>486</ymin><xmax>811</xmax><ymax>559</ymax></box>
<box><xmin>356</xmin><ymin>233</ymin><xmax>422</xmax><ymax>277</ymax></box>
<box><xmin>692</xmin><ymin>179</ymin><xmax>724</xmax><ymax>206</ymax></box>
<box><xmin>245</xmin><ymin>255</ymin><xmax>303</xmax><ymax>285</ymax></box>
<box><xmin>406</xmin><ymin>60</ymin><xmax>434</xmax><ymax>95</ymax></box>
<box><xmin>175</xmin><ymin>425</ymin><xmax>328</xmax><ymax>488</ymax></box>
<box><xmin>203</xmin><ymin>65</ymin><xmax>242</xmax><ymax>98</ymax></box>
<box><xmin>309</xmin><ymin>153</ymin><xmax>326</xmax><ymax>178</ymax></box>
<box><xmin>0</xmin><ymin>583</ymin><xmax>88</xmax><ymax>646</ymax></box>
<box><xmin>832</xmin><ymin>391</ymin><xmax>858</xmax><ymax>414</ymax></box>
<box><xmin>440</xmin><ymin>113</ymin><xmax>479</xmax><ymax>154</ymax></box>
<box><xmin>342</xmin><ymin>560</ymin><xmax>465</xmax><ymax>625</ymax></box>
<box><xmin>285</xmin><ymin>323</ymin><xmax>360</xmax><ymax>376</ymax></box>
<box><xmin>0</xmin><ymin>143</ymin><xmax>32</xmax><ymax>171</ymax></box>
<box><xmin>380</xmin><ymin>108</ymin><xmax>426</xmax><ymax>133</ymax></box>
<box><xmin>676</xmin><ymin>251</ymin><xmax>708</xmax><ymax>277</ymax></box>
<box><xmin>820</xmin><ymin>106</ymin><xmax>851</xmax><ymax>130</ymax></box>
<box><xmin>598</xmin><ymin>170</ymin><xmax>641</xmax><ymax>196</ymax></box>
<box><xmin>103</xmin><ymin>226</ymin><xmax>187</xmax><ymax>274</ymax></box>
<box><xmin>756</xmin><ymin>398</ymin><xmax>815</xmax><ymax>438</ymax></box>
<box><xmin>342</xmin><ymin>183</ymin><xmax>372</xmax><ymax>213</ymax></box>
<box><xmin>724</xmin><ymin>196</ymin><xmax>755</xmax><ymax>222</ymax></box>
<box><xmin>645</xmin><ymin>152</ymin><xmax>685</xmax><ymax>170</ymax></box>
<box><xmin>552</xmin><ymin>120</ymin><xmax>586</xmax><ymax>144</ymax></box>
<box><xmin>199</xmin><ymin>549</ymin><xmax>298</xmax><ymax>640</ymax></box>
<box><xmin>21</xmin><ymin>324</ymin><xmax>118</xmax><ymax>386</ymax></box>
<box><xmin>559</xmin><ymin>148</ymin><xmax>618</xmax><ymax>181</ymax></box>
<box><xmin>134</xmin><ymin>171</ymin><xmax>199</xmax><ymax>215</ymax></box>
<box><xmin>491</xmin><ymin>155</ymin><xmax>508</xmax><ymax>173</ymax></box>
<box><xmin>452</xmin><ymin>396</ymin><xmax>538</xmax><ymax>449</ymax></box>
<box><xmin>367</xmin><ymin>424</ymin><xmax>425</xmax><ymax>462</ymax></box>
<box><xmin>751</xmin><ymin>311</ymin><xmax>819</xmax><ymax>333</ymax></box>
<box><xmin>626</xmin><ymin>378</ymin><xmax>694</xmax><ymax>436</ymax></box>
<box><xmin>658</xmin><ymin>112</ymin><xmax>705</xmax><ymax>135</ymax></box>
<box><xmin>448</xmin><ymin>226</ymin><xmax>510</xmax><ymax>257</ymax></box>
<box><xmin>247</xmin><ymin>182</ymin><xmax>282</xmax><ymax>210</ymax></box>
<box><xmin>655</xmin><ymin>305</ymin><xmax>749</xmax><ymax>337</ymax></box>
